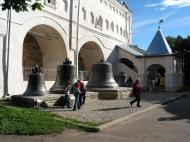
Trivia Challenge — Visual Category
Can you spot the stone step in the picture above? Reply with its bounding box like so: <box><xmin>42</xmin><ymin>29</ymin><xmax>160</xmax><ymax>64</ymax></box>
<box><xmin>11</xmin><ymin>91</ymin><xmax>99</xmax><ymax>108</ymax></box>
<box><xmin>87</xmin><ymin>87</ymin><xmax>132</xmax><ymax>100</ymax></box>
<box><xmin>10</xmin><ymin>88</ymin><xmax>131</xmax><ymax>108</ymax></box>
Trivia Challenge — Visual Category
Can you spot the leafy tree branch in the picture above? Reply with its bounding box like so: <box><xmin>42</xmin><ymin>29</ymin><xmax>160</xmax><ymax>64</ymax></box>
<box><xmin>1</xmin><ymin>0</ymin><xmax>43</xmax><ymax>12</ymax></box>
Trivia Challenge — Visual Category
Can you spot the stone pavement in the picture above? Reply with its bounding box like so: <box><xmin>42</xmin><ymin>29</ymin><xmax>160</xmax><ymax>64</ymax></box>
<box><xmin>45</xmin><ymin>91</ymin><xmax>184</xmax><ymax>123</ymax></box>
<box><xmin>0</xmin><ymin>91</ymin><xmax>187</xmax><ymax>142</ymax></box>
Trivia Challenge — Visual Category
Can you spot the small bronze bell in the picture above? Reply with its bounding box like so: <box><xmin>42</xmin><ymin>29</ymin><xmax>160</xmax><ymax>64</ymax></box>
<box><xmin>23</xmin><ymin>65</ymin><xmax>48</xmax><ymax>96</ymax></box>
<box><xmin>49</xmin><ymin>58</ymin><xmax>76</xmax><ymax>94</ymax></box>
<box><xmin>86</xmin><ymin>60</ymin><xmax>118</xmax><ymax>88</ymax></box>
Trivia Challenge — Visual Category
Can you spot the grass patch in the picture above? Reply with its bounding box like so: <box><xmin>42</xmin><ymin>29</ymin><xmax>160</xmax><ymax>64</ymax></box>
<box><xmin>62</xmin><ymin>117</ymin><xmax>104</xmax><ymax>127</ymax></box>
<box><xmin>58</xmin><ymin>117</ymin><xmax>105</xmax><ymax>132</ymax></box>
<box><xmin>0</xmin><ymin>105</ymin><xmax>102</xmax><ymax>135</ymax></box>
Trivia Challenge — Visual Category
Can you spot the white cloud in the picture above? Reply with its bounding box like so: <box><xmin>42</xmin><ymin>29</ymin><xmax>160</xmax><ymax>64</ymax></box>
<box><xmin>161</xmin><ymin>0</ymin><xmax>190</xmax><ymax>8</ymax></box>
<box><xmin>144</xmin><ymin>3</ymin><xmax>160</xmax><ymax>7</ymax></box>
<box><xmin>133</xmin><ymin>12</ymin><xmax>175</xmax><ymax>30</ymax></box>
<box><xmin>162</xmin><ymin>11</ymin><xmax>176</xmax><ymax>19</ymax></box>
<box><xmin>145</xmin><ymin>0</ymin><xmax>190</xmax><ymax>10</ymax></box>
<box><xmin>163</xmin><ymin>15</ymin><xmax>190</xmax><ymax>29</ymax></box>
<box><xmin>133</xmin><ymin>19</ymin><xmax>158</xmax><ymax>30</ymax></box>
<box><xmin>160</xmin><ymin>7</ymin><xmax>166</xmax><ymax>11</ymax></box>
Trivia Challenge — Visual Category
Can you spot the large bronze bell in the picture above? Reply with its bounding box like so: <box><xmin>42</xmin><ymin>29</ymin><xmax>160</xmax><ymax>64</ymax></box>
<box><xmin>86</xmin><ymin>60</ymin><xmax>119</xmax><ymax>88</ymax></box>
<box><xmin>23</xmin><ymin>65</ymin><xmax>48</xmax><ymax>96</ymax></box>
<box><xmin>49</xmin><ymin>58</ymin><xmax>76</xmax><ymax>94</ymax></box>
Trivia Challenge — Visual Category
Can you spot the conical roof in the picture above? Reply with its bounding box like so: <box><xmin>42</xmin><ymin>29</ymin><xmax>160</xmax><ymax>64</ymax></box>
<box><xmin>145</xmin><ymin>29</ymin><xmax>172</xmax><ymax>55</ymax></box>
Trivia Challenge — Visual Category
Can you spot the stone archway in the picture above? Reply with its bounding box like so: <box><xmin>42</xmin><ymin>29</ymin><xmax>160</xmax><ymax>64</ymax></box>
<box><xmin>118</xmin><ymin>58</ymin><xmax>138</xmax><ymax>86</ymax></box>
<box><xmin>147</xmin><ymin>64</ymin><xmax>166</xmax><ymax>90</ymax></box>
<box><xmin>119</xmin><ymin>58</ymin><xmax>138</xmax><ymax>73</ymax></box>
<box><xmin>23</xmin><ymin>24</ymin><xmax>67</xmax><ymax>81</ymax></box>
<box><xmin>78</xmin><ymin>41</ymin><xmax>104</xmax><ymax>80</ymax></box>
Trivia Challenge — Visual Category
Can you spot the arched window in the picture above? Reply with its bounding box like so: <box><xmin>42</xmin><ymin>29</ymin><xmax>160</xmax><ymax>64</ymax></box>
<box><xmin>63</xmin><ymin>0</ymin><xmax>68</xmax><ymax>12</ymax></box>
<box><xmin>82</xmin><ymin>7</ymin><xmax>86</xmax><ymax>21</ymax></box>
<box><xmin>46</xmin><ymin>0</ymin><xmax>56</xmax><ymax>5</ymax></box>
<box><xmin>104</xmin><ymin>1</ymin><xmax>107</xmax><ymax>6</ymax></box>
<box><xmin>116</xmin><ymin>9</ymin><xmax>118</xmax><ymax>13</ymax></box>
<box><xmin>106</xmin><ymin>19</ymin><xmax>109</xmax><ymax>30</ymax></box>
<box><xmin>123</xmin><ymin>30</ymin><xmax>126</xmax><ymax>37</ymax></box>
<box><xmin>116</xmin><ymin>25</ymin><xmax>119</xmax><ymax>33</ymax></box>
<box><xmin>90</xmin><ymin>12</ymin><xmax>94</xmax><ymax>24</ymax></box>
<box><xmin>120</xmin><ymin>27</ymin><xmax>123</xmax><ymax>36</ymax></box>
<box><xmin>96</xmin><ymin>16</ymin><xmax>103</xmax><ymax>30</ymax></box>
<box><xmin>111</xmin><ymin>22</ymin><xmax>114</xmax><ymax>32</ymax></box>
<box><xmin>119</xmin><ymin>58</ymin><xmax>138</xmax><ymax>73</ymax></box>
<box><xmin>113</xmin><ymin>7</ymin><xmax>115</xmax><ymax>12</ymax></box>
<box><xmin>109</xmin><ymin>4</ymin><xmax>112</xmax><ymax>9</ymax></box>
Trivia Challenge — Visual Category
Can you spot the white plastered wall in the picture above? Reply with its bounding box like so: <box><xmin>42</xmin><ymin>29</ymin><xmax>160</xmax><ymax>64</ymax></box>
<box><xmin>0</xmin><ymin>0</ymin><xmax>131</xmax><ymax>97</ymax></box>
<box><xmin>139</xmin><ymin>56</ymin><xmax>182</xmax><ymax>91</ymax></box>
<box><xmin>5</xmin><ymin>16</ymin><xmax>70</xmax><ymax>95</ymax></box>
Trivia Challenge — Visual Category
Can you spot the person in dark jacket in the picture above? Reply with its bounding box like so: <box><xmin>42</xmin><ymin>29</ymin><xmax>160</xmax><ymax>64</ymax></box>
<box><xmin>72</xmin><ymin>81</ymin><xmax>81</xmax><ymax>111</ymax></box>
<box><xmin>126</xmin><ymin>76</ymin><xmax>133</xmax><ymax>87</ymax></box>
<box><xmin>130</xmin><ymin>79</ymin><xmax>142</xmax><ymax>107</ymax></box>
<box><xmin>61</xmin><ymin>81</ymin><xmax>72</xmax><ymax>108</ymax></box>
<box><xmin>77</xmin><ymin>80</ymin><xmax>86</xmax><ymax>106</ymax></box>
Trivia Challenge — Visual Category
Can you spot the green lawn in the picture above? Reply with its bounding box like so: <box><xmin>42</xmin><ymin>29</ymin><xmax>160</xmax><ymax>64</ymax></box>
<box><xmin>0</xmin><ymin>105</ymin><xmax>102</xmax><ymax>135</ymax></box>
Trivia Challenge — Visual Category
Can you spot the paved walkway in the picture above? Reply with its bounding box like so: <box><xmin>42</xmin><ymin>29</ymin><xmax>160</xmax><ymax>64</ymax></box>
<box><xmin>45</xmin><ymin>91</ymin><xmax>184</xmax><ymax>123</ymax></box>
<box><xmin>0</xmin><ymin>91</ymin><xmax>188</xmax><ymax>142</ymax></box>
<box><xmin>58</xmin><ymin>94</ymin><xmax>190</xmax><ymax>142</ymax></box>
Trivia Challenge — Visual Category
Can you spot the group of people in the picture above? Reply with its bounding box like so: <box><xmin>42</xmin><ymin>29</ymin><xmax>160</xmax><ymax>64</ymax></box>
<box><xmin>61</xmin><ymin>80</ymin><xmax>86</xmax><ymax>111</ymax></box>
<box><xmin>126</xmin><ymin>76</ymin><xmax>133</xmax><ymax>87</ymax></box>
<box><xmin>149</xmin><ymin>76</ymin><xmax>160</xmax><ymax>93</ymax></box>
<box><xmin>62</xmin><ymin>78</ymin><xmax>143</xmax><ymax>109</ymax></box>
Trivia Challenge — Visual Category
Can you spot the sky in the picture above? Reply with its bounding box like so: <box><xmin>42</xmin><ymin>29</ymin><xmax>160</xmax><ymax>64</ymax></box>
<box><xmin>123</xmin><ymin>0</ymin><xmax>190</xmax><ymax>50</ymax></box>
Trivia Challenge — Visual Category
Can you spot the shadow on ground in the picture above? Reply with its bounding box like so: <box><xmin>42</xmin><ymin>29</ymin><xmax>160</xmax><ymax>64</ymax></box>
<box><xmin>158</xmin><ymin>95</ymin><xmax>190</xmax><ymax>123</ymax></box>
<box><xmin>138</xmin><ymin>91</ymin><xmax>183</xmax><ymax>105</ymax></box>
<box><xmin>93</xmin><ymin>106</ymin><xmax>131</xmax><ymax>111</ymax></box>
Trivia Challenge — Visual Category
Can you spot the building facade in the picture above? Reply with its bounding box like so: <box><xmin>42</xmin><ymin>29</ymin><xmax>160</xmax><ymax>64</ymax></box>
<box><xmin>116</xmin><ymin>29</ymin><xmax>182</xmax><ymax>91</ymax></box>
<box><xmin>0</xmin><ymin>0</ymin><xmax>132</xmax><ymax>97</ymax></box>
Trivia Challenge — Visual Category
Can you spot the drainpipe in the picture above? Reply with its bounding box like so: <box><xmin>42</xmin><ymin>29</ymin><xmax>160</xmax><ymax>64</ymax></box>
<box><xmin>124</xmin><ymin>12</ymin><xmax>128</xmax><ymax>44</ymax></box>
<box><xmin>75</xmin><ymin>0</ymin><xmax>81</xmax><ymax>79</ymax></box>
<box><xmin>4</xmin><ymin>8</ymin><xmax>11</xmax><ymax>97</ymax></box>
<box><xmin>69</xmin><ymin>0</ymin><xmax>73</xmax><ymax>50</ymax></box>
<box><xmin>125</xmin><ymin>10</ymin><xmax>131</xmax><ymax>45</ymax></box>
<box><xmin>129</xmin><ymin>11</ymin><xmax>132</xmax><ymax>45</ymax></box>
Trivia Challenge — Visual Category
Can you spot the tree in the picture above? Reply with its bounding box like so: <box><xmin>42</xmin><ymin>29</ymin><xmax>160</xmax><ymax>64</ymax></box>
<box><xmin>184</xmin><ymin>36</ymin><xmax>190</xmax><ymax>52</ymax></box>
<box><xmin>1</xmin><ymin>0</ymin><xmax>43</xmax><ymax>12</ymax></box>
<box><xmin>166</xmin><ymin>36</ymin><xmax>175</xmax><ymax>50</ymax></box>
<box><xmin>166</xmin><ymin>35</ymin><xmax>190</xmax><ymax>88</ymax></box>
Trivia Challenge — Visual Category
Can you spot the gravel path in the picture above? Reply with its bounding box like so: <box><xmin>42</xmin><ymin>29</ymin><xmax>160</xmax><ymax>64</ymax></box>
<box><xmin>45</xmin><ymin>91</ymin><xmax>183</xmax><ymax>122</ymax></box>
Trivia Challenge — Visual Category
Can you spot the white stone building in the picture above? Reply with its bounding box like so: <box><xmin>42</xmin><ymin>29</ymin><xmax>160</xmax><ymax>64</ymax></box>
<box><xmin>0</xmin><ymin>0</ymin><xmax>182</xmax><ymax>98</ymax></box>
<box><xmin>0</xmin><ymin>0</ymin><xmax>132</xmax><ymax>97</ymax></box>
<box><xmin>116</xmin><ymin>29</ymin><xmax>182</xmax><ymax>91</ymax></box>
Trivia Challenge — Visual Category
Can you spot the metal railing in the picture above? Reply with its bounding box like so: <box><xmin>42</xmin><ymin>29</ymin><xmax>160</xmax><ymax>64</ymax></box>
<box><xmin>23</xmin><ymin>68</ymin><xmax>90</xmax><ymax>81</ymax></box>
<box><xmin>23</xmin><ymin>67</ymin><xmax>57</xmax><ymax>81</ymax></box>
<box><xmin>78</xmin><ymin>70</ymin><xmax>90</xmax><ymax>81</ymax></box>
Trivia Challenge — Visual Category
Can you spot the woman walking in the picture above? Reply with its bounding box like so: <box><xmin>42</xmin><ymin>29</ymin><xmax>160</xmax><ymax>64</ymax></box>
<box><xmin>130</xmin><ymin>79</ymin><xmax>142</xmax><ymax>107</ymax></box>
